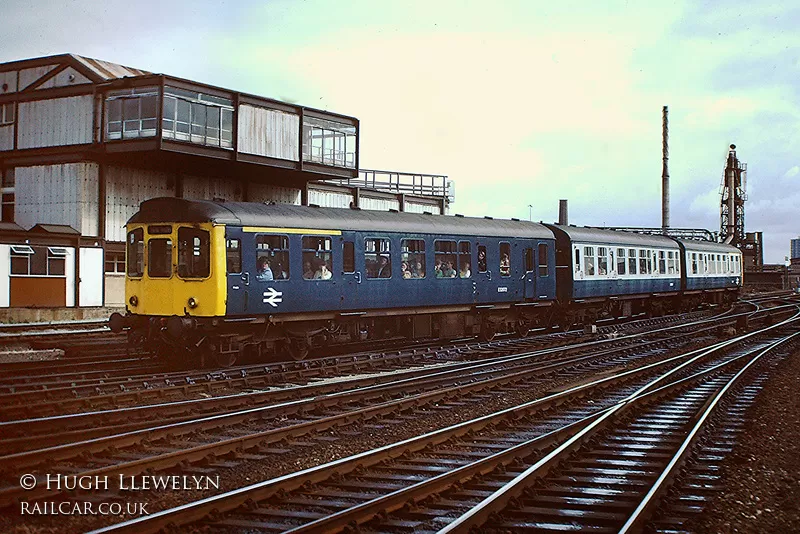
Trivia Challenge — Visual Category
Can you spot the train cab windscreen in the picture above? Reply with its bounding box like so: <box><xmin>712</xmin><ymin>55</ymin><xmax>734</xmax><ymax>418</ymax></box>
<box><xmin>177</xmin><ymin>227</ymin><xmax>210</xmax><ymax>278</ymax></box>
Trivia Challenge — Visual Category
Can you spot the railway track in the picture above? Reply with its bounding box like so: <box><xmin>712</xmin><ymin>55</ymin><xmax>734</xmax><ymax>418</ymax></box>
<box><xmin>70</xmin><ymin>309</ymin><xmax>799</xmax><ymax>534</ymax></box>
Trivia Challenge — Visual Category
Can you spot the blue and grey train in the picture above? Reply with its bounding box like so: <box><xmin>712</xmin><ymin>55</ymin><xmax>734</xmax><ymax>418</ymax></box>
<box><xmin>109</xmin><ymin>198</ymin><xmax>742</xmax><ymax>365</ymax></box>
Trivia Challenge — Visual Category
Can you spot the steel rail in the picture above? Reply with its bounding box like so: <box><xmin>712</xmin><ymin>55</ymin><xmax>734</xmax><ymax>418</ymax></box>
<box><xmin>82</xmin><ymin>317</ymin><xmax>791</xmax><ymax>534</ymax></box>
<box><xmin>618</xmin><ymin>329</ymin><xmax>800</xmax><ymax>533</ymax></box>
<box><xmin>438</xmin><ymin>309</ymin><xmax>800</xmax><ymax>533</ymax></box>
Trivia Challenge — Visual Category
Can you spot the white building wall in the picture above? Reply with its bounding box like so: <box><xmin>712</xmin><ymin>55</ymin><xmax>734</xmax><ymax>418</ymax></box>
<box><xmin>403</xmin><ymin>201</ymin><xmax>442</xmax><ymax>215</ymax></box>
<box><xmin>15</xmin><ymin>163</ymin><xmax>99</xmax><ymax>235</ymax></box>
<box><xmin>360</xmin><ymin>196</ymin><xmax>400</xmax><ymax>212</ymax></box>
<box><xmin>18</xmin><ymin>95</ymin><xmax>94</xmax><ymax>148</ymax></box>
<box><xmin>247</xmin><ymin>182</ymin><xmax>301</xmax><ymax>205</ymax></box>
<box><xmin>0</xmin><ymin>125</ymin><xmax>13</xmax><ymax>151</ymax></box>
<box><xmin>79</xmin><ymin>247</ymin><xmax>103</xmax><ymax>306</ymax></box>
<box><xmin>105</xmin><ymin>165</ymin><xmax>175</xmax><ymax>242</ymax></box>
<box><xmin>238</xmin><ymin>105</ymin><xmax>300</xmax><ymax>161</ymax></box>
<box><xmin>183</xmin><ymin>175</ymin><xmax>243</xmax><ymax>201</ymax></box>
<box><xmin>0</xmin><ymin>245</ymin><xmax>9</xmax><ymax>307</ymax></box>
<box><xmin>308</xmin><ymin>189</ymin><xmax>353</xmax><ymax>209</ymax></box>
<box><xmin>0</xmin><ymin>71</ymin><xmax>18</xmax><ymax>93</ymax></box>
<box><xmin>18</xmin><ymin>65</ymin><xmax>58</xmax><ymax>90</ymax></box>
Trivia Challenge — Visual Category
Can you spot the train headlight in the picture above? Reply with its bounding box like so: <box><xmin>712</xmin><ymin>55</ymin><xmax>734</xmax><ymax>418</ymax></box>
<box><xmin>187</xmin><ymin>297</ymin><xmax>198</xmax><ymax>309</ymax></box>
<box><xmin>129</xmin><ymin>295</ymin><xmax>138</xmax><ymax>307</ymax></box>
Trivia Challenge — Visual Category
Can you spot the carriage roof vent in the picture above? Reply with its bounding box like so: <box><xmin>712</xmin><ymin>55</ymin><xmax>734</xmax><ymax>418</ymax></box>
<box><xmin>389</xmin><ymin>208</ymin><xmax>399</xmax><ymax>213</ymax></box>
<box><xmin>309</xmin><ymin>203</ymin><xmax>320</xmax><ymax>208</ymax></box>
<box><xmin>511</xmin><ymin>217</ymin><xmax>520</xmax><ymax>221</ymax></box>
<box><xmin>484</xmin><ymin>216</ymin><xmax>494</xmax><ymax>220</ymax></box>
<box><xmin>455</xmin><ymin>213</ymin><xmax>464</xmax><ymax>217</ymax></box>
<box><xmin>423</xmin><ymin>211</ymin><xmax>433</xmax><ymax>215</ymax></box>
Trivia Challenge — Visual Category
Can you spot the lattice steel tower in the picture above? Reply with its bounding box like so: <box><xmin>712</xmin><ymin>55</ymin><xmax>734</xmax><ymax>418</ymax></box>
<box><xmin>719</xmin><ymin>144</ymin><xmax>747</xmax><ymax>245</ymax></box>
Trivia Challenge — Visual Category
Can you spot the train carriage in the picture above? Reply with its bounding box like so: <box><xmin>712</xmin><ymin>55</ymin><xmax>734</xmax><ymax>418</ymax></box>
<box><xmin>678</xmin><ymin>239</ymin><xmax>742</xmax><ymax>304</ymax></box>
<box><xmin>114</xmin><ymin>198</ymin><xmax>558</xmax><ymax>364</ymax></box>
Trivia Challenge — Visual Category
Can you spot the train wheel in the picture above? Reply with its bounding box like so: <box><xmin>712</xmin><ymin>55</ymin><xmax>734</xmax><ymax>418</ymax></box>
<box><xmin>516</xmin><ymin>320</ymin><xmax>530</xmax><ymax>337</ymax></box>
<box><xmin>287</xmin><ymin>338</ymin><xmax>310</xmax><ymax>361</ymax></box>
<box><xmin>479</xmin><ymin>322</ymin><xmax>496</xmax><ymax>342</ymax></box>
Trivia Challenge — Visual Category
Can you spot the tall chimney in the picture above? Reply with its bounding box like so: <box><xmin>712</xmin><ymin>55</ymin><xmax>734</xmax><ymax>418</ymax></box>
<box><xmin>558</xmin><ymin>199</ymin><xmax>568</xmax><ymax>225</ymax></box>
<box><xmin>662</xmin><ymin>106</ymin><xmax>670</xmax><ymax>231</ymax></box>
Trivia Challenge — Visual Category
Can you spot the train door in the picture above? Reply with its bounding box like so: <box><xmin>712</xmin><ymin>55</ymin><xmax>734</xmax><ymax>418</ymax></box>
<box><xmin>339</xmin><ymin>234</ymin><xmax>362</xmax><ymax>310</ymax></box>
<box><xmin>225</xmin><ymin>227</ymin><xmax>248</xmax><ymax>315</ymax></box>
<box><xmin>523</xmin><ymin>246</ymin><xmax>536</xmax><ymax>299</ymax></box>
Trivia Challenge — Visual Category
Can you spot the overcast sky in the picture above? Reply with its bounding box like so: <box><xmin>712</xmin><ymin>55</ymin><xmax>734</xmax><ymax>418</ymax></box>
<box><xmin>3</xmin><ymin>0</ymin><xmax>798</xmax><ymax>262</ymax></box>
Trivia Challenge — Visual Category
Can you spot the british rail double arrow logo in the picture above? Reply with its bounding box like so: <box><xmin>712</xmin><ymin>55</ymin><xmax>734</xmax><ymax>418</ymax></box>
<box><xmin>262</xmin><ymin>287</ymin><xmax>283</xmax><ymax>307</ymax></box>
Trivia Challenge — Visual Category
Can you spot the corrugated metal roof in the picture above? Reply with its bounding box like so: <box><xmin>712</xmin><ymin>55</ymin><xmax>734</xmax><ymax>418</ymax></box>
<box><xmin>70</xmin><ymin>54</ymin><xmax>151</xmax><ymax>81</ymax></box>
<box><xmin>130</xmin><ymin>198</ymin><xmax>555</xmax><ymax>240</ymax></box>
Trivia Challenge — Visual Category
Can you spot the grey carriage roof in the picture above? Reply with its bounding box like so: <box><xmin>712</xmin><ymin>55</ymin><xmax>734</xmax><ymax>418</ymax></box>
<box><xmin>129</xmin><ymin>198</ymin><xmax>556</xmax><ymax>239</ymax></box>
<box><xmin>548</xmin><ymin>224</ymin><xmax>681</xmax><ymax>248</ymax></box>
<box><xmin>678</xmin><ymin>240</ymin><xmax>741</xmax><ymax>254</ymax></box>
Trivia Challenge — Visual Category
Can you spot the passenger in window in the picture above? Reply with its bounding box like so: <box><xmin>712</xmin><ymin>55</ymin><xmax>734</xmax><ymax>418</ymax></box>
<box><xmin>401</xmin><ymin>261</ymin><xmax>412</xmax><ymax>279</ymax></box>
<box><xmin>313</xmin><ymin>260</ymin><xmax>332</xmax><ymax>280</ymax></box>
<box><xmin>377</xmin><ymin>255</ymin><xmax>392</xmax><ymax>278</ymax></box>
<box><xmin>500</xmin><ymin>253</ymin><xmax>510</xmax><ymax>276</ymax></box>
<box><xmin>412</xmin><ymin>260</ymin><xmax>425</xmax><ymax>278</ymax></box>
<box><xmin>274</xmin><ymin>262</ymin><xmax>288</xmax><ymax>280</ymax></box>
<box><xmin>460</xmin><ymin>261</ymin><xmax>471</xmax><ymax>278</ymax></box>
<box><xmin>256</xmin><ymin>256</ymin><xmax>274</xmax><ymax>281</ymax></box>
<box><xmin>303</xmin><ymin>261</ymin><xmax>314</xmax><ymax>279</ymax></box>
<box><xmin>478</xmin><ymin>249</ymin><xmax>487</xmax><ymax>272</ymax></box>
<box><xmin>441</xmin><ymin>261</ymin><xmax>456</xmax><ymax>278</ymax></box>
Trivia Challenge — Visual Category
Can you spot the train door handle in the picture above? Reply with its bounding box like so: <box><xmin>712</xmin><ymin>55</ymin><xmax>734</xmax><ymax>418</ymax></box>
<box><xmin>242</xmin><ymin>272</ymin><xmax>250</xmax><ymax>286</ymax></box>
<box><xmin>355</xmin><ymin>272</ymin><xmax>362</xmax><ymax>284</ymax></box>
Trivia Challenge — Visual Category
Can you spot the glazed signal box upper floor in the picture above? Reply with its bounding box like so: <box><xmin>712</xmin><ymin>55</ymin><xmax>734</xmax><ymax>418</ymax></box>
<box><xmin>0</xmin><ymin>54</ymin><xmax>358</xmax><ymax>179</ymax></box>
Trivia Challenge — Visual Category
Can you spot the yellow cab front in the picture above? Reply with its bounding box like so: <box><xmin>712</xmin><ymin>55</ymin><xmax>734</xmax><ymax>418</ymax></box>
<box><xmin>125</xmin><ymin>222</ymin><xmax>227</xmax><ymax>318</ymax></box>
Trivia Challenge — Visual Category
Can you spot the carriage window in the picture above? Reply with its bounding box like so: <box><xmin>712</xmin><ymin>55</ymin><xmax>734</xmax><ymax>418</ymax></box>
<box><xmin>127</xmin><ymin>228</ymin><xmax>144</xmax><ymax>277</ymax></box>
<box><xmin>691</xmin><ymin>253</ymin><xmax>698</xmax><ymax>274</ymax></box>
<box><xmin>617</xmin><ymin>248</ymin><xmax>626</xmax><ymax>275</ymax></box>
<box><xmin>658</xmin><ymin>251</ymin><xmax>666</xmax><ymax>274</ymax></box>
<box><xmin>574</xmin><ymin>247</ymin><xmax>581</xmax><ymax>273</ymax></box>
<box><xmin>723</xmin><ymin>255</ymin><xmax>729</xmax><ymax>274</ymax></box>
<box><xmin>303</xmin><ymin>236</ymin><xmax>333</xmax><ymax>281</ymax></box>
<box><xmin>538</xmin><ymin>243</ymin><xmax>548</xmax><ymax>277</ymax></box>
<box><xmin>477</xmin><ymin>245</ymin><xmax>487</xmax><ymax>273</ymax></box>
<box><xmin>648</xmin><ymin>251</ymin><xmax>654</xmax><ymax>274</ymax></box>
<box><xmin>365</xmin><ymin>238</ymin><xmax>391</xmax><ymax>279</ymax></box>
<box><xmin>639</xmin><ymin>249</ymin><xmax>648</xmax><ymax>274</ymax></box>
<box><xmin>710</xmin><ymin>255</ymin><xmax>717</xmax><ymax>274</ymax></box>
<box><xmin>343</xmin><ymin>241</ymin><xmax>355</xmax><ymax>273</ymax></box>
<box><xmin>177</xmin><ymin>228</ymin><xmax>210</xmax><ymax>278</ymax></box>
<box><xmin>628</xmin><ymin>248</ymin><xmax>637</xmax><ymax>275</ymax></box>
<box><xmin>255</xmin><ymin>234</ymin><xmax>289</xmax><ymax>281</ymax></box>
<box><xmin>584</xmin><ymin>246</ymin><xmax>595</xmax><ymax>276</ymax></box>
<box><xmin>148</xmin><ymin>238</ymin><xmax>172</xmax><ymax>278</ymax></box>
<box><xmin>226</xmin><ymin>239</ymin><xmax>241</xmax><ymax>274</ymax></box>
<box><xmin>459</xmin><ymin>241</ymin><xmax>472</xmax><ymax>278</ymax></box>
<box><xmin>667</xmin><ymin>251</ymin><xmax>676</xmax><ymax>274</ymax></box>
<box><xmin>435</xmin><ymin>240</ymin><xmax>457</xmax><ymax>279</ymax></box>
<box><xmin>597</xmin><ymin>247</ymin><xmax>608</xmax><ymax>275</ymax></box>
<box><xmin>401</xmin><ymin>239</ymin><xmax>426</xmax><ymax>279</ymax></box>
<box><xmin>499</xmin><ymin>242</ymin><xmax>511</xmax><ymax>277</ymax></box>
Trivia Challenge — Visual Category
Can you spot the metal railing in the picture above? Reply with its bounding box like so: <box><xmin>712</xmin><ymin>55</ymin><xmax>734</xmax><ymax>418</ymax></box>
<box><xmin>595</xmin><ymin>227</ymin><xmax>717</xmax><ymax>242</ymax></box>
<box><xmin>321</xmin><ymin>169</ymin><xmax>452</xmax><ymax>202</ymax></box>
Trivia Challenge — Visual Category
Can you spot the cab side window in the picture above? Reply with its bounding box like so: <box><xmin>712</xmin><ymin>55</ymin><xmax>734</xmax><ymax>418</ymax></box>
<box><xmin>538</xmin><ymin>244</ymin><xmax>548</xmax><ymax>277</ymax></box>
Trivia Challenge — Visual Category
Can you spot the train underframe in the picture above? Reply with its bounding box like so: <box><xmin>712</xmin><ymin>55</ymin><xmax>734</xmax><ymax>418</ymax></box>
<box><xmin>111</xmin><ymin>288</ymin><xmax>739</xmax><ymax>367</ymax></box>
